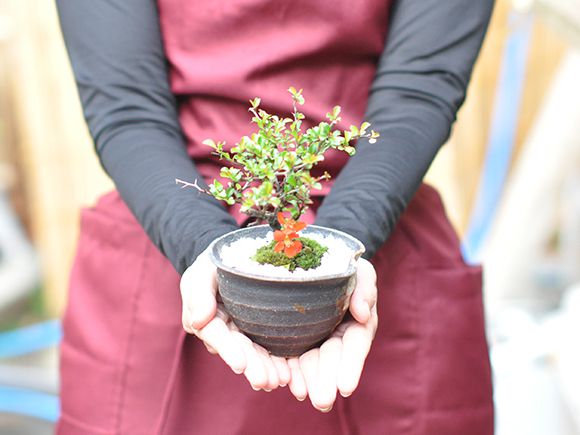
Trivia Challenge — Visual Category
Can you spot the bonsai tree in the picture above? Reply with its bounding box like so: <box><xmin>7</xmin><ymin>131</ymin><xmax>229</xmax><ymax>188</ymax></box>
<box><xmin>177</xmin><ymin>87</ymin><xmax>379</xmax><ymax>271</ymax></box>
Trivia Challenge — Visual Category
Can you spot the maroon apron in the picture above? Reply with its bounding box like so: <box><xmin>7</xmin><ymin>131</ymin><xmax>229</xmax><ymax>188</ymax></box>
<box><xmin>57</xmin><ymin>1</ymin><xmax>494</xmax><ymax>433</ymax></box>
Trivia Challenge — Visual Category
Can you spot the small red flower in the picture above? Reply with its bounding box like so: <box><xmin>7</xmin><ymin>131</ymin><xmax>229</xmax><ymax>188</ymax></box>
<box><xmin>277</xmin><ymin>212</ymin><xmax>306</xmax><ymax>232</ymax></box>
<box><xmin>273</xmin><ymin>212</ymin><xmax>306</xmax><ymax>258</ymax></box>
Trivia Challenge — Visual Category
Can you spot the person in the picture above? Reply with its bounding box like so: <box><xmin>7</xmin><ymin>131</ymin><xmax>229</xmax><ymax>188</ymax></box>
<box><xmin>55</xmin><ymin>0</ymin><xmax>495</xmax><ymax>433</ymax></box>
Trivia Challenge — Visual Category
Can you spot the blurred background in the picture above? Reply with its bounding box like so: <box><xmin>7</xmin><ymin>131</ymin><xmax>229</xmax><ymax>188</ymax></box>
<box><xmin>0</xmin><ymin>0</ymin><xmax>579</xmax><ymax>433</ymax></box>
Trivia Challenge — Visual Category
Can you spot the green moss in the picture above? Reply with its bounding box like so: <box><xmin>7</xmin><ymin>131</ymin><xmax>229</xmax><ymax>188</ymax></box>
<box><xmin>252</xmin><ymin>237</ymin><xmax>328</xmax><ymax>271</ymax></box>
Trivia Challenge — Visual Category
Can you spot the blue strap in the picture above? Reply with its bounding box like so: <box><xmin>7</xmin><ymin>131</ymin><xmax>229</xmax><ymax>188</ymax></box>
<box><xmin>462</xmin><ymin>13</ymin><xmax>533</xmax><ymax>263</ymax></box>
<box><xmin>0</xmin><ymin>386</ymin><xmax>59</xmax><ymax>422</ymax></box>
<box><xmin>0</xmin><ymin>320</ymin><xmax>62</xmax><ymax>359</ymax></box>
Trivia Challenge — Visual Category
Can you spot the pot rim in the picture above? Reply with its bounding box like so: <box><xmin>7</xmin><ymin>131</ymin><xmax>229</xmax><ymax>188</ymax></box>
<box><xmin>208</xmin><ymin>224</ymin><xmax>365</xmax><ymax>283</ymax></box>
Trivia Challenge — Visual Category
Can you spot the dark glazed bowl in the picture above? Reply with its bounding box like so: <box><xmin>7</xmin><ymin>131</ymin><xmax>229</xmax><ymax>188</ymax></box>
<box><xmin>208</xmin><ymin>225</ymin><xmax>365</xmax><ymax>357</ymax></box>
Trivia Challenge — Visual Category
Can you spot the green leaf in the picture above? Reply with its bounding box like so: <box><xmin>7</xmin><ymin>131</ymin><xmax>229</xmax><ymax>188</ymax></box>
<box><xmin>241</xmin><ymin>196</ymin><xmax>255</xmax><ymax>210</ymax></box>
<box><xmin>219</xmin><ymin>167</ymin><xmax>242</xmax><ymax>182</ymax></box>
<box><xmin>287</xmin><ymin>173</ymin><xmax>297</xmax><ymax>188</ymax></box>
<box><xmin>212</xmin><ymin>180</ymin><xmax>224</xmax><ymax>192</ymax></box>
<box><xmin>360</xmin><ymin>122</ymin><xmax>370</xmax><ymax>135</ymax></box>
<box><xmin>224</xmin><ymin>187</ymin><xmax>237</xmax><ymax>203</ymax></box>
<box><xmin>344</xmin><ymin>146</ymin><xmax>356</xmax><ymax>156</ymax></box>
<box><xmin>259</xmin><ymin>181</ymin><xmax>273</xmax><ymax>197</ymax></box>
<box><xmin>202</xmin><ymin>139</ymin><xmax>217</xmax><ymax>149</ymax></box>
<box><xmin>369</xmin><ymin>130</ymin><xmax>380</xmax><ymax>144</ymax></box>
<box><xmin>288</xmin><ymin>87</ymin><xmax>305</xmax><ymax>105</ymax></box>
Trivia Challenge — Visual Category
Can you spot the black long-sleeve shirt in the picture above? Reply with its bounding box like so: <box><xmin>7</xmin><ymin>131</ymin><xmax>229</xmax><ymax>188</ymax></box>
<box><xmin>56</xmin><ymin>0</ymin><xmax>494</xmax><ymax>274</ymax></box>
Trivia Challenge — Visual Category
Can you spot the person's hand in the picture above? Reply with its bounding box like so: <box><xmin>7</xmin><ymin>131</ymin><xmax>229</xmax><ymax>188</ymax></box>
<box><xmin>286</xmin><ymin>258</ymin><xmax>378</xmax><ymax>412</ymax></box>
<box><xmin>181</xmin><ymin>247</ymin><xmax>291</xmax><ymax>391</ymax></box>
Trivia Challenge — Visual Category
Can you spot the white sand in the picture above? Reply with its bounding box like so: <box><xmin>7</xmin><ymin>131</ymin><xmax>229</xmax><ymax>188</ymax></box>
<box><xmin>219</xmin><ymin>232</ymin><xmax>355</xmax><ymax>278</ymax></box>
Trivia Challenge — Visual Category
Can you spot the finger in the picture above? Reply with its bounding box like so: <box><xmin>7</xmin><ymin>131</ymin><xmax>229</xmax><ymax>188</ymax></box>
<box><xmin>195</xmin><ymin>317</ymin><xmax>246</xmax><ymax>375</ymax></box>
<box><xmin>336</xmin><ymin>314</ymin><xmax>377</xmax><ymax>397</ymax></box>
<box><xmin>236</xmin><ymin>333</ymin><xmax>270</xmax><ymax>390</ymax></box>
<box><xmin>300</xmin><ymin>349</ymin><xmax>333</xmax><ymax>412</ymax></box>
<box><xmin>254</xmin><ymin>344</ymin><xmax>280</xmax><ymax>391</ymax></box>
<box><xmin>311</xmin><ymin>337</ymin><xmax>341</xmax><ymax>411</ymax></box>
<box><xmin>288</xmin><ymin>358</ymin><xmax>307</xmax><ymax>401</ymax></box>
<box><xmin>349</xmin><ymin>259</ymin><xmax>377</xmax><ymax>324</ymax></box>
<box><xmin>202</xmin><ymin>342</ymin><xmax>218</xmax><ymax>355</ymax></box>
<box><xmin>180</xmin><ymin>254</ymin><xmax>219</xmax><ymax>330</ymax></box>
<box><xmin>272</xmin><ymin>356</ymin><xmax>291</xmax><ymax>387</ymax></box>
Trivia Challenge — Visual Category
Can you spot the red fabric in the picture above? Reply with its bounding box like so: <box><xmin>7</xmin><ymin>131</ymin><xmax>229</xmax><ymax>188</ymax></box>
<box><xmin>157</xmin><ymin>0</ymin><xmax>390</xmax><ymax>195</ymax></box>
<box><xmin>58</xmin><ymin>186</ymin><xmax>493</xmax><ymax>434</ymax></box>
<box><xmin>58</xmin><ymin>0</ymin><xmax>493</xmax><ymax>433</ymax></box>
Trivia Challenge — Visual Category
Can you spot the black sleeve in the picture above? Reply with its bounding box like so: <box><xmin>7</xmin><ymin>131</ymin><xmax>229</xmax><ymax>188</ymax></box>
<box><xmin>315</xmin><ymin>0</ymin><xmax>494</xmax><ymax>258</ymax></box>
<box><xmin>57</xmin><ymin>0</ymin><xmax>493</xmax><ymax>275</ymax></box>
<box><xmin>56</xmin><ymin>0</ymin><xmax>238</xmax><ymax>274</ymax></box>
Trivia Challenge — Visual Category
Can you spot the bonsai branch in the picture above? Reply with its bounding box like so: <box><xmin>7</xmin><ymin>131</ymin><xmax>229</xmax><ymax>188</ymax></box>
<box><xmin>175</xmin><ymin>178</ymin><xmax>208</xmax><ymax>194</ymax></box>
<box><xmin>178</xmin><ymin>88</ymin><xmax>379</xmax><ymax>230</ymax></box>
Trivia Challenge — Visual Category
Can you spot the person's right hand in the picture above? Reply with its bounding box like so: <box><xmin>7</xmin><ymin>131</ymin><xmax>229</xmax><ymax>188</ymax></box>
<box><xmin>286</xmin><ymin>258</ymin><xmax>378</xmax><ymax>412</ymax></box>
<box><xmin>181</xmin><ymin>247</ymin><xmax>291</xmax><ymax>392</ymax></box>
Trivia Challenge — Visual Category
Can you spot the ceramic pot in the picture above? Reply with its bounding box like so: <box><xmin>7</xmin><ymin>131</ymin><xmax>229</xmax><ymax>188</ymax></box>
<box><xmin>208</xmin><ymin>225</ymin><xmax>365</xmax><ymax>357</ymax></box>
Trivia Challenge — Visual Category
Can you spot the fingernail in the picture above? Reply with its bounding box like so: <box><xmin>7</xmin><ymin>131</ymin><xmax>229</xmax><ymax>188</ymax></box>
<box><xmin>297</xmin><ymin>396</ymin><xmax>306</xmax><ymax>402</ymax></box>
<box><xmin>252</xmin><ymin>386</ymin><xmax>260</xmax><ymax>391</ymax></box>
<box><xmin>264</xmin><ymin>388</ymin><xmax>272</xmax><ymax>392</ymax></box>
<box><xmin>279</xmin><ymin>384</ymin><xmax>287</xmax><ymax>388</ymax></box>
<box><xmin>232</xmin><ymin>367</ymin><xmax>244</xmax><ymax>375</ymax></box>
<box><xmin>318</xmin><ymin>406</ymin><xmax>333</xmax><ymax>413</ymax></box>
<box><xmin>340</xmin><ymin>391</ymin><xmax>352</xmax><ymax>398</ymax></box>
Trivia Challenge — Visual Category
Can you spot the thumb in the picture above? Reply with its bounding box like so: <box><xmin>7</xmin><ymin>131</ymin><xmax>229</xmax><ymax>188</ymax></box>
<box><xmin>349</xmin><ymin>258</ymin><xmax>377</xmax><ymax>324</ymax></box>
<box><xmin>181</xmin><ymin>251</ymin><xmax>219</xmax><ymax>331</ymax></box>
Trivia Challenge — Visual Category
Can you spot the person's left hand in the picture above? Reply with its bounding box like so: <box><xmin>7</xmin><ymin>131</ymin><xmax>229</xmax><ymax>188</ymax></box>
<box><xmin>285</xmin><ymin>258</ymin><xmax>378</xmax><ymax>412</ymax></box>
<box><xmin>181</xmin><ymin>247</ymin><xmax>291</xmax><ymax>392</ymax></box>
